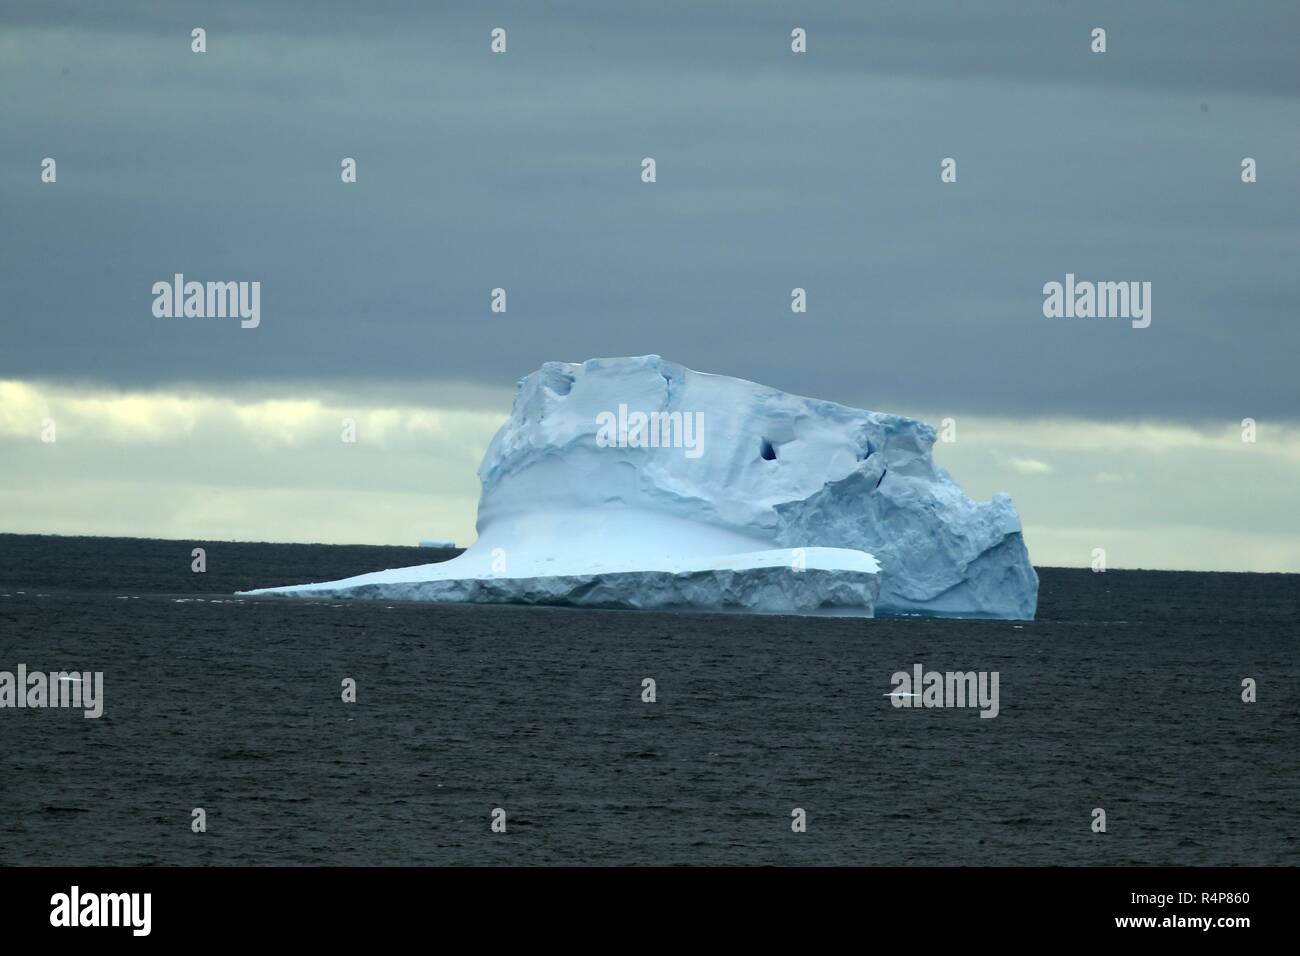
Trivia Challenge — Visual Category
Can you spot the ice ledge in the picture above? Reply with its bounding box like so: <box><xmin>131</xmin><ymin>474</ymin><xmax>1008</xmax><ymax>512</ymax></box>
<box><xmin>241</xmin><ymin>547</ymin><xmax>880</xmax><ymax>617</ymax></box>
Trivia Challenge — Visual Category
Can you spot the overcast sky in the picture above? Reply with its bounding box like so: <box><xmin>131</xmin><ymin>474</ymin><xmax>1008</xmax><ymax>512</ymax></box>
<box><xmin>2</xmin><ymin>1</ymin><xmax>1298</xmax><ymax>570</ymax></box>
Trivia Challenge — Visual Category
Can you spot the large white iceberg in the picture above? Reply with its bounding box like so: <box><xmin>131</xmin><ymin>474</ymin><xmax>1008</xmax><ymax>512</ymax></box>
<box><xmin>244</xmin><ymin>356</ymin><xmax>1037</xmax><ymax>619</ymax></box>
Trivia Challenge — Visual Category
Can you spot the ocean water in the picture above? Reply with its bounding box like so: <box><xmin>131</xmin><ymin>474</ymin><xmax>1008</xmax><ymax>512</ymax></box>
<box><xmin>1</xmin><ymin>533</ymin><xmax>1296</xmax><ymax>866</ymax></box>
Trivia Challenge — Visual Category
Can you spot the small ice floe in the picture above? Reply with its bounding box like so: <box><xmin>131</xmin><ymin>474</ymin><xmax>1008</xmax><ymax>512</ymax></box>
<box><xmin>884</xmin><ymin>691</ymin><xmax>920</xmax><ymax>698</ymax></box>
<box><xmin>59</xmin><ymin>676</ymin><xmax>83</xmax><ymax>683</ymax></box>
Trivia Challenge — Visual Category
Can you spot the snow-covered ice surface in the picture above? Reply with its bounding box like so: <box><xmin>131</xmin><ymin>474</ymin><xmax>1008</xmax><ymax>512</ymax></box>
<box><xmin>245</xmin><ymin>547</ymin><xmax>880</xmax><ymax>617</ymax></box>
<box><xmin>243</xmin><ymin>356</ymin><xmax>1037</xmax><ymax>619</ymax></box>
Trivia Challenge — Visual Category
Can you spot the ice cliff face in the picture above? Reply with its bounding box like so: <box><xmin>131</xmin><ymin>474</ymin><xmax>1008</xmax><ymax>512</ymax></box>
<box><xmin>245</xmin><ymin>355</ymin><xmax>1036</xmax><ymax>619</ymax></box>
<box><xmin>473</xmin><ymin>356</ymin><xmax>1036</xmax><ymax>618</ymax></box>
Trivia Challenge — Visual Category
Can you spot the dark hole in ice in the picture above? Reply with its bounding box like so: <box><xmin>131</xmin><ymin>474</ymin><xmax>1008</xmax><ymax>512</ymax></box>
<box><xmin>759</xmin><ymin>438</ymin><xmax>777</xmax><ymax>461</ymax></box>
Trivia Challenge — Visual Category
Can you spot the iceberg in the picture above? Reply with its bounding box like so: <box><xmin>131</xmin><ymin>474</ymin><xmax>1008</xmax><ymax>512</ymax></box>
<box><xmin>243</xmin><ymin>356</ymin><xmax>1037</xmax><ymax>619</ymax></box>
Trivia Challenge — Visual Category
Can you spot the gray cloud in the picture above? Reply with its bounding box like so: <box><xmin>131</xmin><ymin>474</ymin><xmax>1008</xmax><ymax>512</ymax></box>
<box><xmin>3</xmin><ymin>0</ymin><xmax>1298</xmax><ymax>421</ymax></box>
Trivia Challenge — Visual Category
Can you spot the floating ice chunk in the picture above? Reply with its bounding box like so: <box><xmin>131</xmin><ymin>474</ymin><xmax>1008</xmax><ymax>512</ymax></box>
<box><xmin>243</xmin><ymin>356</ymin><xmax>1036</xmax><ymax>619</ymax></box>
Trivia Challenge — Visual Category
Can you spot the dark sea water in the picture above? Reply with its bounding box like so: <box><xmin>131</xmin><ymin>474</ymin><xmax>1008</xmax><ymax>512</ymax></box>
<box><xmin>1</xmin><ymin>533</ymin><xmax>1296</xmax><ymax>866</ymax></box>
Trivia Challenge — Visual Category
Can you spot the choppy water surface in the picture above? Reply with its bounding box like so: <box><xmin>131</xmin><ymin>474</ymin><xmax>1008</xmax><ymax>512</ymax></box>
<box><xmin>1</xmin><ymin>534</ymin><xmax>1296</xmax><ymax>865</ymax></box>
